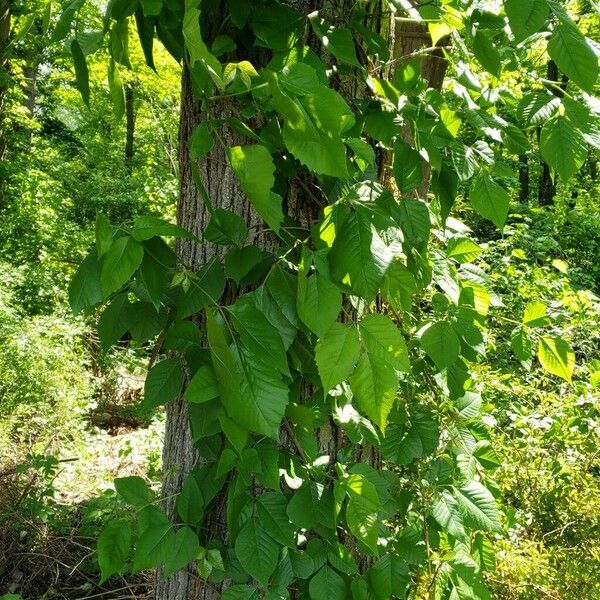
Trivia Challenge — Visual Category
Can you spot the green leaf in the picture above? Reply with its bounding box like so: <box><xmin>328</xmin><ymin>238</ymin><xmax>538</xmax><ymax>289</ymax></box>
<box><xmin>381</xmin><ymin>260</ymin><xmax>417</xmax><ymax>312</ymax></box>
<box><xmin>281</xmin><ymin>63</ymin><xmax>321</xmax><ymax>95</ymax></box>
<box><xmin>185</xmin><ymin>365</ymin><xmax>219</xmax><ymax>404</ymax></box>
<box><xmin>205</xmin><ymin>208</ymin><xmax>248</xmax><ymax>246</ymax></box>
<box><xmin>70</xmin><ymin>39</ymin><xmax>90</xmax><ymax>106</ymax></box>
<box><xmin>472</xmin><ymin>31</ymin><xmax>501</xmax><ymax>77</ymax></box>
<box><xmin>432</xmin><ymin>491</ymin><xmax>466</xmax><ymax>540</ymax></box>
<box><xmin>287</xmin><ymin>483</ymin><xmax>335</xmax><ymax>530</ymax></box>
<box><xmin>396</xmin><ymin>198</ymin><xmax>431</xmax><ymax>246</ymax></box>
<box><xmin>540</xmin><ymin>115</ymin><xmax>588</xmax><ymax>181</ymax></box>
<box><xmin>315</xmin><ymin>322</ymin><xmax>361</xmax><ymax>394</ymax></box>
<box><xmin>393</xmin><ymin>139</ymin><xmax>423</xmax><ymax>195</ymax></box>
<box><xmin>454</xmin><ymin>481</ymin><xmax>502</xmax><ymax>533</ymax></box>
<box><xmin>506</xmin><ymin>0</ymin><xmax>548</xmax><ymax>41</ymax></box>
<box><xmin>222</xmin><ymin>585</ymin><xmax>260</xmax><ymax>600</ymax></box>
<box><xmin>420</xmin><ymin>321</ymin><xmax>461</xmax><ymax>370</ymax></box>
<box><xmin>95</xmin><ymin>214</ymin><xmax>113</xmax><ymax>257</ymax></box>
<box><xmin>511</xmin><ymin>327</ymin><xmax>533</xmax><ymax>362</ymax></box>
<box><xmin>114</xmin><ymin>476</ymin><xmax>152</xmax><ymax>507</ymax></box>
<box><xmin>189</xmin><ymin>122</ymin><xmax>214</xmax><ymax>161</ymax></box>
<box><xmin>235</xmin><ymin>517</ymin><xmax>280</xmax><ymax>586</ymax></box>
<box><xmin>266</xmin><ymin>73</ymin><xmax>351</xmax><ymax>178</ymax></box>
<box><xmin>228</xmin><ymin>295</ymin><xmax>289</xmax><ymax>376</ymax></box>
<box><xmin>469</xmin><ymin>172</ymin><xmax>510</xmax><ymax>229</ymax></box>
<box><xmin>360</xmin><ymin>314</ymin><xmax>410</xmax><ymax>372</ymax></box>
<box><xmin>133</xmin><ymin>510</ymin><xmax>175</xmax><ymax>572</ymax></box>
<box><xmin>207</xmin><ymin>309</ymin><xmax>289</xmax><ymax>439</ymax></box>
<box><xmin>516</xmin><ymin>92</ymin><xmax>560</xmax><ymax>126</ymax></box>
<box><xmin>51</xmin><ymin>0</ymin><xmax>84</xmax><ymax>42</ymax></box>
<box><xmin>97</xmin><ymin>294</ymin><xmax>129</xmax><ymax>351</ymax></box>
<box><xmin>176</xmin><ymin>473</ymin><xmax>204</xmax><ymax>524</ymax></box>
<box><xmin>132</xmin><ymin>216</ymin><xmax>198</xmax><ymax>242</ymax></box>
<box><xmin>350</xmin><ymin>356</ymin><xmax>398</xmax><ymax>431</ymax></box>
<box><xmin>140</xmin><ymin>0</ymin><xmax>162</xmax><ymax>17</ymax></box>
<box><xmin>143</xmin><ymin>358</ymin><xmax>184</xmax><ymax>409</ymax></box>
<box><xmin>367</xmin><ymin>554</ymin><xmax>409</xmax><ymax>600</ymax></box>
<box><xmin>447</xmin><ymin>238</ymin><xmax>483</xmax><ymax>263</ymax></box>
<box><xmin>69</xmin><ymin>251</ymin><xmax>103</xmax><ymax>315</ymax></box>
<box><xmin>309</xmin><ymin>565</ymin><xmax>347</xmax><ymax>600</ymax></box>
<box><xmin>297</xmin><ymin>271</ymin><xmax>342</xmax><ymax>339</ymax></box>
<box><xmin>98</xmin><ymin>520</ymin><xmax>131</xmax><ymax>583</ymax></box>
<box><xmin>134</xmin><ymin>7</ymin><xmax>156</xmax><ymax>70</ymax></box>
<box><xmin>345</xmin><ymin>474</ymin><xmax>381</xmax><ymax>553</ymax></box>
<box><xmin>163</xmin><ymin>526</ymin><xmax>200</xmax><ymax>577</ymax></box>
<box><xmin>101</xmin><ymin>236</ymin><xmax>144</xmax><ymax>297</ymax></box>
<box><xmin>228</xmin><ymin>145</ymin><xmax>283</xmax><ymax>232</ymax></box>
<box><xmin>257</xmin><ymin>492</ymin><xmax>296</xmax><ymax>547</ymax></box>
<box><xmin>310</xmin><ymin>16</ymin><xmax>359</xmax><ymax>67</ymax></box>
<box><xmin>538</xmin><ymin>335</ymin><xmax>575</xmax><ymax>382</ymax></box>
<box><xmin>108</xmin><ymin>59</ymin><xmax>125</xmax><ymax>119</ymax></box>
<box><xmin>523</xmin><ymin>301</ymin><xmax>548</xmax><ymax>327</ymax></box>
<box><xmin>328</xmin><ymin>211</ymin><xmax>392</xmax><ymax>301</ymax></box>
<box><xmin>547</xmin><ymin>24</ymin><xmax>598</xmax><ymax>92</ymax></box>
<box><xmin>182</xmin><ymin>0</ymin><xmax>222</xmax><ymax>87</ymax></box>
<box><xmin>381</xmin><ymin>414</ymin><xmax>439</xmax><ymax>465</ymax></box>
<box><xmin>176</xmin><ymin>258</ymin><xmax>225</xmax><ymax>319</ymax></box>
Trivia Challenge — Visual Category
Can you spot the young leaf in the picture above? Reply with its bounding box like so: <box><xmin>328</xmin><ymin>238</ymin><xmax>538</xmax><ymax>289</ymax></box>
<box><xmin>143</xmin><ymin>358</ymin><xmax>185</xmax><ymax>409</ymax></box>
<box><xmin>315</xmin><ymin>322</ymin><xmax>361</xmax><ymax>394</ymax></box>
<box><xmin>235</xmin><ymin>517</ymin><xmax>280</xmax><ymax>586</ymax></box>
<box><xmin>98</xmin><ymin>520</ymin><xmax>131</xmax><ymax>583</ymax></box>
<box><xmin>228</xmin><ymin>145</ymin><xmax>283</xmax><ymax>232</ymax></box>
<box><xmin>469</xmin><ymin>172</ymin><xmax>510</xmax><ymax>229</ymax></box>
<box><xmin>538</xmin><ymin>335</ymin><xmax>575</xmax><ymax>382</ymax></box>
<box><xmin>101</xmin><ymin>236</ymin><xmax>144</xmax><ymax>297</ymax></box>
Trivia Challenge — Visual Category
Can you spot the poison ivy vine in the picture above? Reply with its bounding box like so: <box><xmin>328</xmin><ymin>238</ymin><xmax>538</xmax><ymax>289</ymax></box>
<box><xmin>59</xmin><ymin>0</ymin><xmax>597</xmax><ymax>597</ymax></box>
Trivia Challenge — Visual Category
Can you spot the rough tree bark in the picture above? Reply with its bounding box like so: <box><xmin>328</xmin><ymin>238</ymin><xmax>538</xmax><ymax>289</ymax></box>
<box><xmin>156</xmin><ymin>3</ymin><xmax>402</xmax><ymax>598</ymax></box>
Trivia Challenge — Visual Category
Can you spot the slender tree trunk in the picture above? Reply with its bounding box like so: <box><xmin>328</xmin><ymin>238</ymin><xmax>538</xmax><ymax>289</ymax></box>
<box><xmin>518</xmin><ymin>154</ymin><xmax>529</xmax><ymax>203</ymax></box>
<box><xmin>157</xmin><ymin>3</ymin><xmax>393</xmax><ymax>598</ymax></box>
<box><xmin>0</xmin><ymin>0</ymin><xmax>11</xmax><ymax>203</ymax></box>
<box><xmin>125</xmin><ymin>84</ymin><xmax>135</xmax><ymax>174</ymax></box>
<box><xmin>390</xmin><ymin>16</ymin><xmax>448</xmax><ymax>197</ymax></box>
<box><xmin>538</xmin><ymin>60</ymin><xmax>567</xmax><ymax>206</ymax></box>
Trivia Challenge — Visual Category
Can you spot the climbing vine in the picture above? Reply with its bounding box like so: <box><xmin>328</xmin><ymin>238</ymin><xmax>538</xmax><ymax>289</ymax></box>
<box><xmin>60</xmin><ymin>0</ymin><xmax>597</xmax><ymax>597</ymax></box>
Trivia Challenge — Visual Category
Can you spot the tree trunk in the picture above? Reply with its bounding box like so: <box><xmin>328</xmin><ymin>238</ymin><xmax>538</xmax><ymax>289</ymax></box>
<box><xmin>125</xmin><ymin>83</ymin><xmax>135</xmax><ymax>174</ymax></box>
<box><xmin>0</xmin><ymin>0</ymin><xmax>11</xmax><ymax>203</ymax></box>
<box><xmin>157</xmin><ymin>4</ymin><xmax>394</xmax><ymax>598</ymax></box>
<box><xmin>390</xmin><ymin>15</ymin><xmax>449</xmax><ymax>197</ymax></box>
<box><xmin>518</xmin><ymin>154</ymin><xmax>529</xmax><ymax>203</ymax></box>
<box><xmin>538</xmin><ymin>60</ymin><xmax>567</xmax><ymax>206</ymax></box>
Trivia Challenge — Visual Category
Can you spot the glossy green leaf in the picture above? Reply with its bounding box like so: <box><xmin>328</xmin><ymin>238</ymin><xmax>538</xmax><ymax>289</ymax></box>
<box><xmin>315</xmin><ymin>322</ymin><xmax>361</xmax><ymax>394</ymax></box>
<box><xmin>69</xmin><ymin>250</ymin><xmax>103</xmax><ymax>315</ymax></box>
<box><xmin>297</xmin><ymin>271</ymin><xmax>342</xmax><ymax>339</ymax></box>
<box><xmin>185</xmin><ymin>365</ymin><xmax>219</xmax><ymax>404</ymax></box>
<box><xmin>455</xmin><ymin>481</ymin><xmax>502</xmax><ymax>533</ymax></box>
<box><xmin>506</xmin><ymin>0</ymin><xmax>548</xmax><ymax>41</ymax></box>
<box><xmin>228</xmin><ymin>144</ymin><xmax>283</xmax><ymax>232</ymax></box>
<box><xmin>393</xmin><ymin>139</ymin><xmax>423</xmax><ymax>195</ymax></box>
<box><xmin>328</xmin><ymin>211</ymin><xmax>392</xmax><ymax>301</ymax></box>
